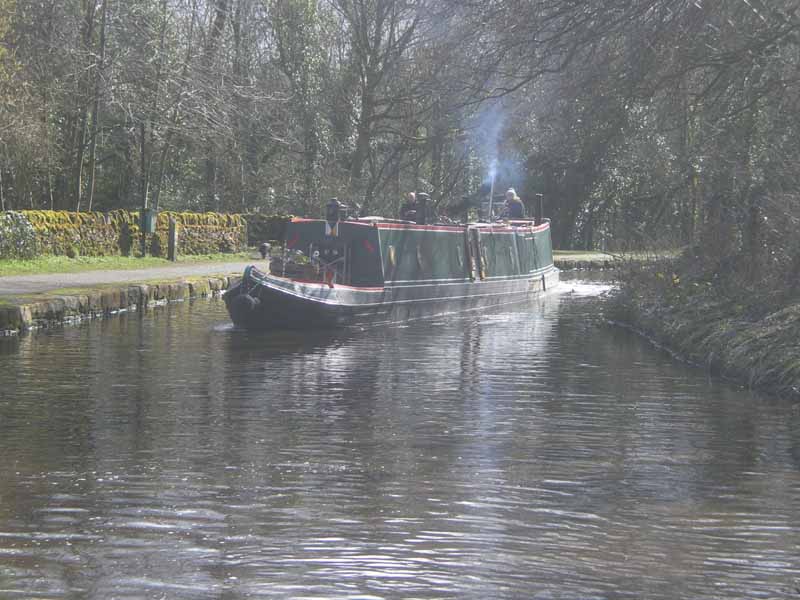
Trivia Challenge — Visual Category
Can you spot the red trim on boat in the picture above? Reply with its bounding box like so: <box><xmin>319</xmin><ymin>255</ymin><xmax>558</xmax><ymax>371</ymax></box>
<box><xmin>376</xmin><ymin>223</ymin><xmax>465</xmax><ymax>232</ymax></box>
<box><xmin>377</xmin><ymin>221</ymin><xmax>550</xmax><ymax>233</ymax></box>
<box><xmin>291</xmin><ymin>217</ymin><xmax>373</xmax><ymax>228</ymax></box>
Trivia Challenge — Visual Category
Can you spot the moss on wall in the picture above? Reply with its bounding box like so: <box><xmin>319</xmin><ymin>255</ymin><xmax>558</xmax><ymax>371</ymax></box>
<box><xmin>23</xmin><ymin>210</ymin><xmax>119</xmax><ymax>257</ymax></box>
<box><xmin>2</xmin><ymin>210</ymin><xmax>249</xmax><ymax>259</ymax></box>
<box><xmin>154</xmin><ymin>211</ymin><xmax>248</xmax><ymax>256</ymax></box>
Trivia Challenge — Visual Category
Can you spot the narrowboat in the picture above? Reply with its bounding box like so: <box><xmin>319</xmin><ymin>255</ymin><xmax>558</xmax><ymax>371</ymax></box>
<box><xmin>225</xmin><ymin>200</ymin><xmax>559</xmax><ymax>330</ymax></box>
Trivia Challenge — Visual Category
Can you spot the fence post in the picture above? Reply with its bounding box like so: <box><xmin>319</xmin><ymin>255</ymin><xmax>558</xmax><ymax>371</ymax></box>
<box><xmin>168</xmin><ymin>218</ymin><xmax>178</xmax><ymax>261</ymax></box>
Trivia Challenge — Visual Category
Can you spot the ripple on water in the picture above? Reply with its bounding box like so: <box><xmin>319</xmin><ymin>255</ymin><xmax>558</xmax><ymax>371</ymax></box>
<box><xmin>0</xmin><ymin>294</ymin><xmax>799</xmax><ymax>599</ymax></box>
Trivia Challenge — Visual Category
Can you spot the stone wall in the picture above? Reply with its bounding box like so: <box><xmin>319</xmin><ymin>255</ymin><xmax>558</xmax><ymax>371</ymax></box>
<box><xmin>0</xmin><ymin>210</ymin><xmax>250</xmax><ymax>259</ymax></box>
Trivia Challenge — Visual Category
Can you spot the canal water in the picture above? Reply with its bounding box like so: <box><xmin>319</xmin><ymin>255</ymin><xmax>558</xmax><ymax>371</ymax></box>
<box><xmin>1</xmin><ymin>282</ymin><xmax>799</xmax><ymax>599</ymax></box>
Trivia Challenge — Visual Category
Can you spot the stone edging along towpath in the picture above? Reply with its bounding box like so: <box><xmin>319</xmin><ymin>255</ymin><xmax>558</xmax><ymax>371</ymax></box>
<box><xmin>0</xmin><ymin>276</ymin><xmax>238</xmax><ymax>335</ymax></box>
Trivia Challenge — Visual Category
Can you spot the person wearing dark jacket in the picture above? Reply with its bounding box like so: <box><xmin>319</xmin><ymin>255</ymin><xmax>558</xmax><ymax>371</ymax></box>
<box><xmin>400</xmin><ymin>192</ymin><xmax>417</xmax><ymax>221</ymax></box>
<box><xmin>503</xmin><ymin>188</ymin><xmax>525</xmax><ymax>219</ymax></box>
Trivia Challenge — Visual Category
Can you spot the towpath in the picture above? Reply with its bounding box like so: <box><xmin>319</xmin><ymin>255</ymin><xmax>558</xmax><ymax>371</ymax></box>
<box><xmin>0</xmin><ymin>250</ymin><xmax>623</xmax><ymax>296</ymax></box>
<box><xmin>0</xmin><ymin>261</ymin><xmax>255</xmax><ymax>297</ymax></box>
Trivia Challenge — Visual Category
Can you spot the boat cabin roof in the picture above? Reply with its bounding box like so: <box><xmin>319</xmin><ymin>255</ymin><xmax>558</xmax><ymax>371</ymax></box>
<box><xmin>290</xmin><ymin>216</ymin><xmax>551</xmax><ymax>233</ymax></box>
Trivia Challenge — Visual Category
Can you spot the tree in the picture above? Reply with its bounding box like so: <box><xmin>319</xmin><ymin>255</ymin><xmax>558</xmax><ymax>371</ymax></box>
<box><xmin>0</xmin><ymin>0</ymin><xmax>17</xmax><ymax>210</ymax></box>
<box><xmin>270</xmin><ymin>0</ymin><xmax>330</xmax><ymax>215</ymax></box>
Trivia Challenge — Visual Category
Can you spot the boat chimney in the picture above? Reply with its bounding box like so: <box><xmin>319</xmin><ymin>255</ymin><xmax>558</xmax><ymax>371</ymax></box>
<box><xmin>326</xmin><ymin>198</ymin><xmax>342</xmax><ymax>223</ymax></box>
<box><xmin>325</xmin><ymin>198</ymin><xmax>341</xmax><ymax>237</ymax></box>
<box><xmin>415</xmin><ymin>192</ymin><xmax>429</xmax><ymax>225</ymax></box>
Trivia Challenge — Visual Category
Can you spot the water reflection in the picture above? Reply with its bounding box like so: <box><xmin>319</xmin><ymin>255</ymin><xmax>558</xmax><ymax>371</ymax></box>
<box><xmin>1</xmin><ymin>287</ymin><xmax>799</xmax><ymax>599</ymax></box>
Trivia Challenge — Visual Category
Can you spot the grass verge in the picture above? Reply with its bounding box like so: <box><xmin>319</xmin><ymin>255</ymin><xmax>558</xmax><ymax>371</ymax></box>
<box><xmin>554</xmin><ymin>250</ymin><xmax>678</xmax><ymax>261</ymax></box>
<box><xmin>554</xmin><ymin>250</ymin><xmax>616</xmax><ymax>262</ymax></box>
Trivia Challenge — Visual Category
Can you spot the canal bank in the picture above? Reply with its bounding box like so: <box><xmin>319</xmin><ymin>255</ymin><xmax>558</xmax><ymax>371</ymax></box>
<box><xmin>554</xmin><ymin>251</ymin><xmax>618</xmax><ymax>271</ymax></box>
<box><xmin>0</xmin><ymin>261</ymin><xmax>254</xmax><ymax>334</ymax></box>
<box><xmin>553</xmin><ymin>250</ymin><xmax>672</xmax><ymax>271</ymax></box>
<box><xmin>608</xmin><ymin>257</ymin><xmax>800</xmax><ymax>399</ymax></box>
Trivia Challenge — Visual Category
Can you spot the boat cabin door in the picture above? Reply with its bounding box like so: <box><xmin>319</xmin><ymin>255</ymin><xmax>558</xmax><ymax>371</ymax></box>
<box><xmin>311</xmin><ymin>241</ymin><xmax>349</xmax><ymax>285</ymax></box>
<box><xmin>467</xmin><ymin>228</ymin><xmax>485</xmax><ymax>280</ymax></box>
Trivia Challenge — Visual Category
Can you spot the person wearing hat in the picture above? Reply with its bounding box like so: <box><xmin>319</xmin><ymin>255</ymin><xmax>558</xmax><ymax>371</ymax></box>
<box><xmin>503</xmin><ymin>188</ymin><xmax>525</xmax><ymax>219</ymax></box>
<box><xmin>400</xmin><ymin>191</ymin><xmax>418</xmax><ymax>221</ymax></box>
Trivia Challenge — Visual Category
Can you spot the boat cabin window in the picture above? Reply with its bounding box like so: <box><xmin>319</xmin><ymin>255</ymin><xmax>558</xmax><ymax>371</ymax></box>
<box><xmin>276</xmin><ymin>240</ymin><xmax>350</xmax><ymax>284</ymax></box>
<box><xmin>278</xmin><ymin>222</ymin><xmax>384</xmax><ymax>286</ymax></box>
<box><xmin>310</xmin><ymin>241</ymin><xmax>349</xmax><ymax>284</ymax></box>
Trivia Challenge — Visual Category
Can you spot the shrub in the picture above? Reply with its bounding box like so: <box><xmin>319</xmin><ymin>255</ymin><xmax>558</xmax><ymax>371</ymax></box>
<box><xmin>0</xmin><ymin>211</ymin><xmax>38</xmax><ymax>259</ymax></box>
<box><xmin>243</xmin><ymin>213</ymin><xmax>292</xmax><ymax>245</ymax></box>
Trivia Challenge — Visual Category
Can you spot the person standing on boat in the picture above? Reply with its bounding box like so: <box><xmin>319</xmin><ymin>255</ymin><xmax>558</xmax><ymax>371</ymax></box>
<box><xmin>503</xmin><ymin>188</ymin><xmax>525</xmax><ymax>219</ymax></box>
<box><xmin>400</xmin><ymin>192</ymin><xmax>418</xmax><ymax>221</ymax></box>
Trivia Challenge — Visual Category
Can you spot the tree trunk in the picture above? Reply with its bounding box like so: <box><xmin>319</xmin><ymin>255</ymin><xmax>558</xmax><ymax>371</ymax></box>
<box><xmin>349</xmin><ymin>87</ymin><xmax>374</xmax><ymax>203</ymax></box>
<box><xmin>74</xmin><ymin>0</ymin><xmax>98</xmax><ymax>211</ymax></box>
<box><xmin>153</xmin><ymin>0</ymin><xmax>197</xmax><ymax>211</ymax></box>
<box><xmin>74</xmin><ymin>121</ymin><xmax>87</xmax><ymax>211</ymax></box>
<box><xmin>149</xmin><ymin>0</ymin><xmax>168</xmax><ymax>211</ymax></box>
<box><xmin>203</xmin><ymin>0</ymin><xmax>228</xmax><ymax>211</ymax></box>
<box><xmin>745</xmin><ymin>187</ymin><xmax>763</xmax><ymax>281</ymax></box>
<box><xmin>429</xmin><ymin>98</ymin><xmax>444</xmax><ymax>207</ymax></box>
<box><xmin>350</xmin><ymin>122</ymin><xmax>371</xmax><ymax>201</ymax></box>
<box><xmin>302</xmin><ymin>118</ymin><xmax>320</xmax><ymax>215</ymax></box>
<box><xmin>140</xmin><ymin>120</ymin><xmax>148</xmax><ymax>210</ymax></box>
<box><xmin>87</xmin><ymin>0</ymin><xmax>108</xmax><ymax>212</ymax></box>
